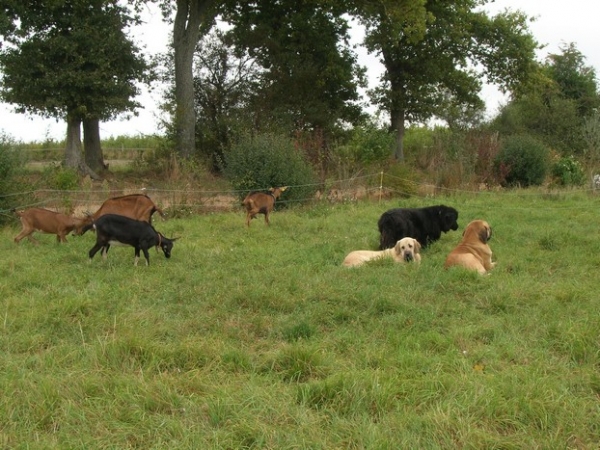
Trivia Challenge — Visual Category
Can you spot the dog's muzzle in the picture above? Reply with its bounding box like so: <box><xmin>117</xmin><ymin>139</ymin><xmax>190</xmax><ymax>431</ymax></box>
<box><xmin>404</xmin><ymin>253</ymin><xmax>414</xmax><ymax>262</ymax></box>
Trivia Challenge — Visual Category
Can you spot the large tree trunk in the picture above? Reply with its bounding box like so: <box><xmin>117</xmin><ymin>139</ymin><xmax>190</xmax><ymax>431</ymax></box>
<box><xmin>390</xmin><ymin>107</ymin><xmax>406</xmax><ymax>161</ymax></box>
<box><xmin>64</xmin><ymin>115</ymin><xmax>82</xmax><ymax>168</ymax></box>
<box><xmin>83</xmin><ymin>117</ymin><xmax>108</xmax><ymax>173</ymax></box>
<box><xmin>173</xmin><ymin>0</ymin><xmax>216</xmax><ymax>159</ymax></box>
<box><xmin>383</xmin><ymin>48</ymin><xmax>407</xmax><ymax>162</ymax></box>
<box><xmin>64</xmin><ymin>115</ymin><xmax>101</xmax><ymax>180</ymax></box>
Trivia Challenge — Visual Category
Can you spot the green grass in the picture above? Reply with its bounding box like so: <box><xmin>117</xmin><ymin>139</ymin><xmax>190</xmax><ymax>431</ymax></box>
<box><xmin>2</xmin><ymin>191</ymin><xmax>600</xmax><ymax>448</ymax></box>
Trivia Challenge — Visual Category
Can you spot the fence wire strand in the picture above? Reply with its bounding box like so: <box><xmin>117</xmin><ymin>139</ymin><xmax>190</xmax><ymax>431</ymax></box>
<box><xmin>1</xmin><ymin>171</ymin><xmax>600</xmax><ymax>215</ymax></box>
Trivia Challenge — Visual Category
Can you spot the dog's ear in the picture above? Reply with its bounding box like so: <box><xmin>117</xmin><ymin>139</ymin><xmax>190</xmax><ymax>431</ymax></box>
<box><xmin>478</xmin><ymin>226</ymin><xmax>489</xmax><ymax>243</ymax></box>
<box><xmin>413</xmin><ymin>238</ymin><xmax>421</xmax><ymax>253</ymax></box>
<box><xmin>393</xmin><ymin>240</ymin><xmax>403</xmax><ymax>255</ymax></box>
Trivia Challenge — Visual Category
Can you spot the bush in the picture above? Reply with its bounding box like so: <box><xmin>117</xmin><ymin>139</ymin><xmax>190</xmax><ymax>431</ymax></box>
<box><xmin>44</xmin><ymin>166</ymin><xmax>80</xmax><ymax>191</ymax></box>
<box><xmin>0</xmin><ymin>133</ymin><xmax>26</xmax><ymax>222</ymax></box>
<box><xmin>551</xmin><ymin>155</ymin><xmax>585</xmax><ymax>186</ymax></box>
<box><xmin>494</xmin><ymin>135</ymin><xmax>550</xmax><ymax>187</ymax></box>
<box><xmin>336</xmin><ymin>124</ymin><xmax>394</xmax><ymax>167</ymax></box>
<box><xmin>404</xmin><ymin>126</ymin><xmax>435</xmax><ymax>170</ymax></box>
<box><xmin>222</xmin><ymin>133</ymin><xmax>318</xmax><ymax>204</ymax></box>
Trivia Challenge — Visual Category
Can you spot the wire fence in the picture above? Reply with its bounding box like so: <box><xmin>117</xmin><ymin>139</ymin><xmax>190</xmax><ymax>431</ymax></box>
<box><xmin>1</xmin><ymin>171</ymin><xmax>600</xmax><ymax>219</ymax></box>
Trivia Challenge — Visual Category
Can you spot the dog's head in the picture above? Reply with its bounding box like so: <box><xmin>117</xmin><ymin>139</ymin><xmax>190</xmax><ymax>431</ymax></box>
<box><xmin>439</xmin><ymin>205</ymin><xmax>459</xmax><ymax>232</ymax></box>
<box><xmin>394</xmin><ymin>237</ymin><xmax>421</xmax><ymax>262</ymax></box>
<box><xmin>463</xmin><ymin>220</ymin><xmax>492</xmax><ymax>244</ymax></box>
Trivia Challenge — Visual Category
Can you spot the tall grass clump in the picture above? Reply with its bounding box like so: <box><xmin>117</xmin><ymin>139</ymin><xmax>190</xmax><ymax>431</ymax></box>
<box><xmin>222</xmin><ymin>132</ymin><xmax>318</xmax><ymax>203</ymax></box>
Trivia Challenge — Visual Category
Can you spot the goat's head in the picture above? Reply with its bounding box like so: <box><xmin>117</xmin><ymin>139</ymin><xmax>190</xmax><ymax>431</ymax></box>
<box><xmin>270</xmin><ymin>186</ymin><xmax>288</xmax><ymax>199</ymax></box>
<box><xmin>73</xmin><ymin>214</ymin><xmax>94</xmax><ymax>235</ymax></box>
<box><xmin>157</xmin><ymin>234</ymin><xmax>178</xmax><ymax>259</ymax></box>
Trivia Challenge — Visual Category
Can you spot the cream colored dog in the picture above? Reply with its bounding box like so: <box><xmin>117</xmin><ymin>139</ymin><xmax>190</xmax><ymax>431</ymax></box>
<box><xmin>444</xmin><ymin>219</ymin><xmax>496</xmax><ymax>275</ymax></box>
<box><xmin>343</xmin><ymin>237</ymin><xmax>421</xmax><ymax>268</ymax></box>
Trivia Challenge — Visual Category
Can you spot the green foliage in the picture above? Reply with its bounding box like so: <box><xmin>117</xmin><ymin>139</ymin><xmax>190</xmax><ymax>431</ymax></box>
<box><xmin>361</xmin><ymin>0</ymin><xmax>538</xmax><ymax>159</ymax></box>
<box><xmin>101</xmin><ymin>134</ymin><xmax>162</xmax><ymax>150</ymax></box>
<box><xmin>330</xmin><ymin>124</ymin><xmax>394</xmax><ymax>179</ymax></box>
<box><xmin>546</xmin><ymin>43</ymin><xmax>600</xmax><ymax>118</ymax></box>
<box><xmin>44</xmin><ymin>166</ymin><xmax>80</xmax><ymax>191</ymax></box>
<box><xmin>338</xmin><ymin>124</ymin><xmax>394</xmax><ymax>166</ymax></box>
<box><xmin>0</xmin><ymin>133</ymin><xmax>16</xmax><ymax>182</ymax></box>
<box><xmin>0</xmin><ymin>2</ymin><xmax>151</xmax><ymax>122</ymax></box>
<box><xmin>491</xmin><ymin>43</ymin><xmax>600</xmax><ymax>155</ymax></box>
<box><xmin>551</xmin><ymin>155</ymin><xmax>585</xmax><ymax>186</ymax></box>
<box><xmin>222</xmin><ymin>132</ymin><xmax>317</xmax><ymax>203</ymax></box>
<box><xmin>495</xmin><ymin>135</ymin><xmax>550</xmax><ymax>186</ymax></box>
<box><xmin>582</xmin><ymin>112</ymin><xmax>600</xmax><ymax>168</ymax></box>
<box><xmin>192</xmin><ymin>29</ymin><xmax>260</xmax><ymax>171</ymax></box>
<box><xmin>0</xmin><ymin>133</ymin><xmax>24</xmax><ymax>219</ymax></box>
<box><xmin>225</xmin><ymin>1</ymin><xmax>366</xmax><ymax>134</ymax></box>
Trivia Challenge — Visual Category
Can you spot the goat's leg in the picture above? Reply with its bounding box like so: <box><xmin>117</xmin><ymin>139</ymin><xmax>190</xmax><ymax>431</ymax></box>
<box><xmin>101</xmin><ymin>244</ymin><xmax>111</xmax><ymax>260</ymax></box>
<box><xmin>134</xmin><ymin>247</ymin><xmax>142</xmax><ymax>266</ymax></box>
<box><xmin>141</xmin><ymin>247</ymin><xmax>150</xmax><ymax>266</ymax></box>
<box><xmin>89</xmin><ymin>243</ymin><xmax>104</xmax><ymax>261</ymax></box>
<box><xmin>14</xmin><ymin>227</ymin><xmax>34</xmax><ymax>244</ymax></box>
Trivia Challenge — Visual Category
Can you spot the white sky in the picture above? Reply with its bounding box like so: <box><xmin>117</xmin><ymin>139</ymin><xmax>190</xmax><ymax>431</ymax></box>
<box><xmin>0</xmin><ymin>0</ymin><xmax>597</xmax><ymax>143</ymax></box>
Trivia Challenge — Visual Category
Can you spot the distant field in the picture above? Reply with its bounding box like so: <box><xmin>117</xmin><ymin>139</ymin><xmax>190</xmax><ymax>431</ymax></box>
<box><xmin>21</xmin><ymin>147</ymin><xmax>151</xmax><ymax>171</ymax></box>
<box><xmin>25</xmin><ymin>159</ymin><xmax>134</xmax><ymax>170</ymax></box>
<box><xmin>1</xmin><ymin>191</ymin><xmax>599</xmax><ymax>448</ymax></box>
<box><xmin>20</xmin><ymin>147</ymin><xmax>152</xmax><ymax>161</ymax></box>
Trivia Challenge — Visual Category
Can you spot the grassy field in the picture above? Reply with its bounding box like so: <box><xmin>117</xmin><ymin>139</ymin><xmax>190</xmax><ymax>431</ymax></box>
<box><xmin>1</xmin><ymin>190</ymin><xmax>600</xmax><ymax>449</ymax></box>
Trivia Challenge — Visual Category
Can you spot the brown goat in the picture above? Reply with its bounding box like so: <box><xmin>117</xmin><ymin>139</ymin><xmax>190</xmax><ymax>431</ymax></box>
<box><xmin>242</xmin><ymin>187</ymin><xmax>288</xmax><ymax>227</ymax></box>
<box><xmin>77</xmin><ymin>193</ymin><xmax>164</xmax><ymax>235</ymax></box>
<box><xmin>14</xmin><ymin>208</ymin><xmax>88</xmax><ymax>244</ymax></box>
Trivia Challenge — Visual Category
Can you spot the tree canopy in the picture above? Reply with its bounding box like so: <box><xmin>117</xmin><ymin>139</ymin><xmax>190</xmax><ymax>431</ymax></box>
<box><xmin>0</xmin><ymin>0</ymin><xmax>151</xmax><ymax>175</ymax></box>
<box><xmin>0</xmin><ymin>0</ymin><xmax>557</xmax><ymax>171</ymax></box>
<box><xmin>224</xmin><ymin>0</ymin><xmax>366</xmax><ymax>133</ymax></box>
<box><xmin>492</xmin><ymin>43</ymin><xmax>600</xmax><ymax>155</ymax></box>
<box><xmin>356</xmin><ymin>0</ymin><xmax>539</xmax><ymax>160</ymax></box>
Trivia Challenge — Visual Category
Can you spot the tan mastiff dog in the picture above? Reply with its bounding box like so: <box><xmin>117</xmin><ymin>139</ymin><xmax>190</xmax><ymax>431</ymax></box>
<box><xmin>343</xmin><ymin>237</ymin><xmax>421</xmax><ymax>268</ymax></box>
<box><xmin>444</xmin><ymin>220</ymin><xmax>495</xmax><ymax>275</ymax></box>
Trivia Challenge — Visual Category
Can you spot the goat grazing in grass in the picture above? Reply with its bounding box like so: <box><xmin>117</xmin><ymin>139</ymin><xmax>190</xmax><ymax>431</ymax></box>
<box><xmin>242</xmin><ymin>187</ymin><xmax>288</xmax><ymax>227</ymax></box>
<box><xmin>13</xmin><ymin>208</ymin><xmax>87</xmax><ymax>244</ymax></box>
<box><xmin>89</xmin><ymin>214</ymin><xmax>177</xmax><ymax>266</ymax></box>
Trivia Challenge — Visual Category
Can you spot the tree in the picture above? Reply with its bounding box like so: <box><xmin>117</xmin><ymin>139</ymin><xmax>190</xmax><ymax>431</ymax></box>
<box><xmin>192</xmin><ymin>29</ymin><xmax>261</xmax><ymax>170</ymax></box>
<box><xmin>0</xmin><ymin>0</ymin><xmax>151</xmax><ymax>176</ymax></box>
<box><xmin>171</xmin><ymin>0</ymin><xmax>219</xmax><ymax>159</ymax></box>
<box><xmin>224</xmin><ymin>0</ymin><xmax>366</xmax><ymax>135</ymax></box>
<box><xmin>546</xmin><ymin>43</ymin><xmax>599</xmax><ymax>118</ymax></box>
<box><xmin>356</xmin><ymin>0</ymin><xmax>539</xmax><ymax>160</ymax></box>
<box><xmin>492</xmin><ymin>43</ymin><xmax>600</xmax><ymax>154</ymax></box>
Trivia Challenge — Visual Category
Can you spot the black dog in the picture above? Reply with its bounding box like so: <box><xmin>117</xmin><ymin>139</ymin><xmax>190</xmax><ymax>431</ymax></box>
<box><xmin>378</xmin><ymin>205</ymin><xmax>459</xmax><ymax>249</ymax></box>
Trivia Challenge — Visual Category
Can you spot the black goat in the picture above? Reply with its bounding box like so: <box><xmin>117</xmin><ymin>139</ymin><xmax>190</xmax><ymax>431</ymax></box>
<box><xmin>89</xmin><ymin>214</ymin><xmax>176</xmax><ymax>266</ymax></box>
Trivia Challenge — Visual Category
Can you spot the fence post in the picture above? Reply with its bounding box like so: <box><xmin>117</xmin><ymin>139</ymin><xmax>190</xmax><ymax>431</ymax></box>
<box><xmin>379</xmin><ymin>171</ymin><xmax>384</xmax><ymax>203</ymax></box>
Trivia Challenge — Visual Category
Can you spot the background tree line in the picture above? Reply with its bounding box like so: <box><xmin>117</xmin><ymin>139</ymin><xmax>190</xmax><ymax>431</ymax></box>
<box><xmin>0</xmin><ymin>0</ymin><xmax>599</xmax><ymax>191</ymax></box>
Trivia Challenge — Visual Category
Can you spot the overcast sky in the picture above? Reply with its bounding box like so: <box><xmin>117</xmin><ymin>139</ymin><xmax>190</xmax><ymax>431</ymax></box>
<box><xmin>0</xmin><ymin>0</ymin><xmax>597</xmax><ymax>143</ymax></box>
